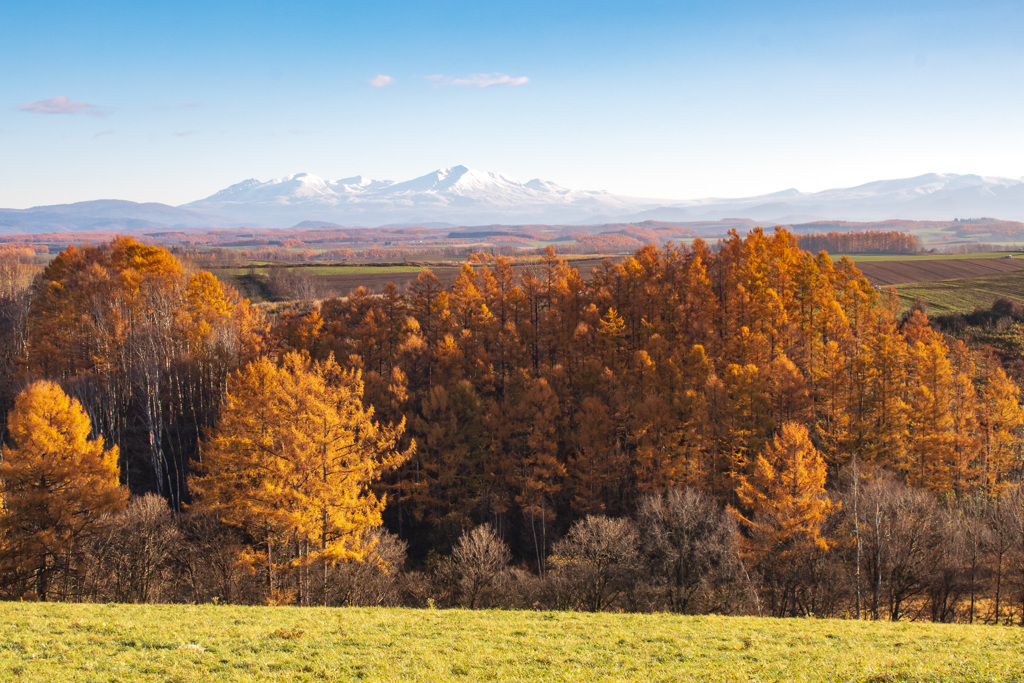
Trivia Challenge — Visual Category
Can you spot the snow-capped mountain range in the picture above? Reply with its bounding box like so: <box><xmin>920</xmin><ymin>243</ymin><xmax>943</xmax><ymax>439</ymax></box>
<box><xmin>4</xmin><ymin>166</ymin><xmax>1024</xmax><ymax>233</ymax></box>
<box><xmin>181</xmin><ymin>166</ymin><xmax>656</xmax><ymax>227</ymax></box>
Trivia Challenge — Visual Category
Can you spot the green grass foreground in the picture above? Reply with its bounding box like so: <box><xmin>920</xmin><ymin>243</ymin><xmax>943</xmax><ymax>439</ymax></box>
<box><xmin>2</xmin><ymin>604</ymin><xmax>1023</xmax><ymax>682</ymax></box>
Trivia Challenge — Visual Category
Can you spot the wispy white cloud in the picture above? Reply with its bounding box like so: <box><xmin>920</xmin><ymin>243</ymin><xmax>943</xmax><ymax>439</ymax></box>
<box><xmin>172</xmin><ymin>130</ymin><xmax>198</xmax><ymax>137</ymax></box>
<box><xmin>368</xmin><ymin>74</ymin><xmax>394</xmax><ymax>87</ymax></box>
<box><xmin>427</xmin><ymin>73</ymin><xmax>529</xmax><ymax>88</ymax></box>
<box><xmin>18</xmin><ymin>95</ymin><xmax>106</xmax><ymax>116</ymax></box>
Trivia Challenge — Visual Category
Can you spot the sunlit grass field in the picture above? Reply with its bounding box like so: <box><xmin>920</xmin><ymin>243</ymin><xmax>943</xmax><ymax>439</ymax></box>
<box><xmin>2</xmin><ymin>603</ymin><xmax>1022</xmax><ymax>682</ymax></box>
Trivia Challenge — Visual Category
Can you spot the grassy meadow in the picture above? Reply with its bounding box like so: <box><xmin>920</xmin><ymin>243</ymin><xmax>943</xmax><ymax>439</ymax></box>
<box><xmin>2</xmin><ymin>603</ymin><xmax>1023</xmax><ymax>682</ymax></box>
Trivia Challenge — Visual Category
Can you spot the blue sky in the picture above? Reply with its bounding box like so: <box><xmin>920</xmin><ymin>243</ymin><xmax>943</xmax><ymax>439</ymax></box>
<box><xmin>3</xmin><ymin>0</ymin><xmax>1023</xmax><ymax>207</ymax></box>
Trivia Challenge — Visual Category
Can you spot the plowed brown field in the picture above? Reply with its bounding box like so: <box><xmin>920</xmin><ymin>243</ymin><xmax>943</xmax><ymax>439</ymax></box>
<box><xmin>854</xmin><ymin>257</ymin><xmax>1024</xmax><ymax>286</ymax></box>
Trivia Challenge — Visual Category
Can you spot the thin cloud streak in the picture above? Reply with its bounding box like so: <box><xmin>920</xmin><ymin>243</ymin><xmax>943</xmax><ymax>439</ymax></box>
<box><xmin>427</xmin><ymin>73</ymin><xmax>529</xmax><ymax>87</ymax></box>
<box><xmin>368</xmin><ymin>74</ymin><xmax>394</xmax><ymax>87</ymax></box>
<box><xmin>18</xmin><ymin>95</ymin><xmax>106</xmax><ymax>116</ymax></box>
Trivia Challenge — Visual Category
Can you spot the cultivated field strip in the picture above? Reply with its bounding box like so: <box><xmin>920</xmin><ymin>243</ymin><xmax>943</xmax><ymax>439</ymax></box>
<box><xmin>895</xmin><ymin>272</ymin><xmax>1024</xmax><ymax>314</ymax></box>
<box><xmin>855</xmin><ymin>257</ymin><xmax>1024</xmax><ymax>286</ymax></box>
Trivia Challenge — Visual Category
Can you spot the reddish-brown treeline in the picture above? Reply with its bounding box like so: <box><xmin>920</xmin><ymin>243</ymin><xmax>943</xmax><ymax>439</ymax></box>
<box><xmin>269</xmin><ymin>228</ymin><xmax>1022</xmax><ymax>561</ymax></box>
<box><xmin>796</xmin><ymin>231</ymin><xmax>919</xmax><ymax>255</ymax></box>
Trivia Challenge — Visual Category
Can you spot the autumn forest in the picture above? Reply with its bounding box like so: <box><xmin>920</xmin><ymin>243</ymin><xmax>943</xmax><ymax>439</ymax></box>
<box><xmin>1</xmin><ymin>229</ymin><xmax>1024</xmax><ymax>623</ymax></box>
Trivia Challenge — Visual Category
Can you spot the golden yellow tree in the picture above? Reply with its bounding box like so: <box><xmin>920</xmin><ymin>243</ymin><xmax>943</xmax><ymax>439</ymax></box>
<box><xmin>191</xmin><ymin>352</ymin><xmax>412</xmax><ymax>604</ymax></box>
<box><xmin>860</xmin><ymin>320</ymin><xmax>909</xmax><ymax>471</ymax></box>
<box><xmin>904</xmin><ymin>338</ymin><xmax>957</xmax><ymax>491</ymax></box>
<box><xmin>0</xmin><ymin>381</ymin><xmax>126</xmax><ymax>600</ymax></box>
<box><xmin>733</xmin><ymin>422</ymin><xmax>836</xmax><ymax>616</ymax></box>
<box><xmin>980</xmin><ymin>362</ymin><xmax>1024</xmax><ymax>491</ymax></box>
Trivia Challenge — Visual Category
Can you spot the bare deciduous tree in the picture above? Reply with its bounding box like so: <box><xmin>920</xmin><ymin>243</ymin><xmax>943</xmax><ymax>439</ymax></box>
<box><xmin>327</xmin><ymin>529</ymin><xmax>409</xmax><ymax>607</ymax></box>
<box><xmin>436</xmin><ymin>524</ymin><xmax>511</xmax><ymax>608</ymax></box>
<box><xmin>857</xmin><ymin>475</ymin><xmax>940</xmax><ymax>620</ymax></box>
<box><xmin>92</xmin><ymin>493</ymin><xmax>181</xmax><ymax>603</ymax></box>
<box><xmin>550</xmin><ymin>515</ymin><xmax>640</xmax><ymax>612</ymax></box>
<box><xmin>635</xmin><ymin>488</ymin><xmax>739</xmax><ymax>614</ymax></box>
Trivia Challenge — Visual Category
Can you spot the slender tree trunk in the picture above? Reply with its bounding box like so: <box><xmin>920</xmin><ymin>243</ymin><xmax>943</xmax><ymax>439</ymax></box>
<box><xmin>872</xmin><ymin>501</ymin><xmax>882</xmax><ymax>620</ymax></box>
<box><xmin>267</xmin><ymin>532</ymin><xmax>275</xmax><ymax>598</ymax></box>
<box><xmin>529</xmin><ymin>508</ymin><xmax>541</xmax><ymax>576</ymax></box>
<box><xmin>854</xmin><ymin>455</ymin><xmax>862</xmax><ymax>619</ymax></box>
<box><xmin>37</xmin><ymin>557</ymin><xmax>48</xmax><ymax>602</ymax></box>
<box><xmin>540</xmin><ymin>499</ymin><xmax>547</xmax><ymax>576</ymax></box>
<box><xmin>321</xmin><ymin>506</ymin><xmax>329</xmax><ymax>606</ymax></box>
<box><xmin>296</xmin><ymin>536</ymin><xmax>303</xmax><ymax>607</ymax></box>
<box><xmin>994</xmin><ymin>543</ymin><xmax>1004</xmax><ymax>624</ymax></box>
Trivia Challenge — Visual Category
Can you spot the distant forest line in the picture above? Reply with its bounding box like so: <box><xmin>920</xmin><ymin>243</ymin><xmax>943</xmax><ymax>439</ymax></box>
<box><xmin>5</xmin><ymin>217</ymin><xmax>1024</xmax><ymax>264</ymax></box>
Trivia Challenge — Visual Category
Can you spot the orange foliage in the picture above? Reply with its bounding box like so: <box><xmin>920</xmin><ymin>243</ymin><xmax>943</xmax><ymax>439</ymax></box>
<box><xmin>0</xmin><ymin>381</ymin><xmax>127</xmax><ymax>600</ymax></box>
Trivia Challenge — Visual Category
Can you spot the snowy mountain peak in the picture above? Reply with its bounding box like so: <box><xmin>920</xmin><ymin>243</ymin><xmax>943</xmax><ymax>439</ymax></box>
<box><xmin>275</xmin><ymin>172</ymin><xmax>328</xmax><ymax>187</ymax></box>
<box><xmin>525</xmin><ymin>178</ymin><xmax>569</xmax><ymax>193</ymax></box>
<box><xmin>384</xmin><ymin>165</ymin><xmax>512</xmax><ymax>194</ymax></box>
<box><xmin>439</xmin><ymin>165</ymin><xmax>469</xmax><ymax>179</ymax></box>
<box><xmin>206</xmin><ymin>178</ymin><xmax>261</xmax><ymax>199</ymax></box>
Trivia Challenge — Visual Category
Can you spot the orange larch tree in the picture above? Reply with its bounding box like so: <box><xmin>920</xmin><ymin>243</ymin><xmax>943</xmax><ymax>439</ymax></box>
<box><xmin>904</xmin><ymin>337</ymin><xmax>957</xmax><ymax>491</ymax></box>
<box><xmin>0</xmin><ymin>381</ymin><xmax>126</xmax><ymax>601</ymax></box>
<box><xmin>190</xmin><ymin>352</ymin><xmax>411</xmax><ymax>604</ymax></box>
<box><xmin>979</xmin><ymin>361</ymin><xmax>1024</xmax><ymax>491</ymax></box>
<box><xmin>733</xmin><ymin>422</ymin><xmax>836</xmax><ymax>616</ymax></box>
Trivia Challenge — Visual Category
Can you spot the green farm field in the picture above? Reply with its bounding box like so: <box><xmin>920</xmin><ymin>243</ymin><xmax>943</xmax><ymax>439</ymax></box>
<box><xmin>894</xmin><ymin>272</ymin><xmax>1024</xmax><ymax>314</ymax></box>
<box><xmin>2</xmin><ymin>603</ymin><xmax>1023</xmax><ymax>682</ymax></box>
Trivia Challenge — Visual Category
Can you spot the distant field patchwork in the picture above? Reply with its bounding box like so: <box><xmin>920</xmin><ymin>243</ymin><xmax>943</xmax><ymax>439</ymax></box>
<box><xmin>853</xmin><ymin>256</ymin><xmax>1024</xmax><ymax>286</ymax></box>
<box><xmin>842</xmin><ymin>254</ymin><xmax>1024</xmax><ymax>314</ymax></box>
<box><xmin>2</xmin><ymin>603</ymin><xmax>1023</xmax><ymax>682</ymax></box>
